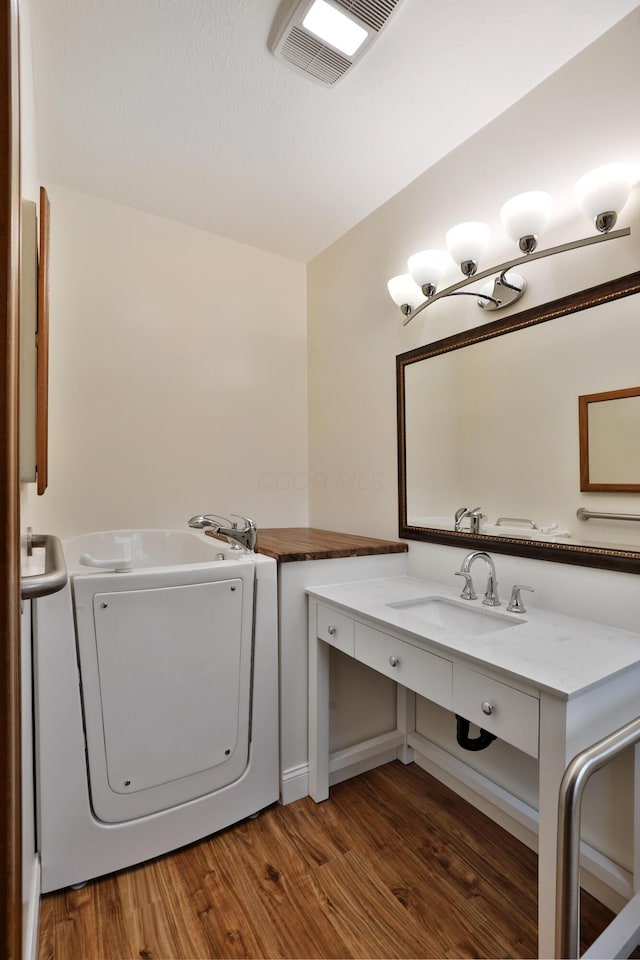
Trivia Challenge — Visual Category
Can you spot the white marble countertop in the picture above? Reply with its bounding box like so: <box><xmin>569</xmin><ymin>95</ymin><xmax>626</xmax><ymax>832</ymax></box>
<box><xmin>307</xmin><ymin>575</ymin><xmax>640</xmax><ymax>700</ymax></box>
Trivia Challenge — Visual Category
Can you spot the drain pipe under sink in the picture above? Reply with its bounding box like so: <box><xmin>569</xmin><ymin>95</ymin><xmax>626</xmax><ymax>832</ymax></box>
<box><xmin>455</xmin><ymin>714</ymin><xmax>497</xmax><ymax>751</ymax></box>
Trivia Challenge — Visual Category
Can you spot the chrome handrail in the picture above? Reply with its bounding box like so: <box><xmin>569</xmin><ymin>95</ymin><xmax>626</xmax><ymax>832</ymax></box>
<box><xmin>577</xmin><ymin>507</ymin><xmax>640</xmax><ymax>523</ymax></box>
<box><xmin>556</xmin><ymin>715</ymin><xmax>640</xmax><ymax>958</ymax></box>
<box><xmin>20</xmin><ymin>532</ymin><xmax>67</xmax><ymax>600</ymax></box>
<box><xmin>496</xmin><ymin>516</ymin><xmax>538</xmax><ymax>529</ymax></box>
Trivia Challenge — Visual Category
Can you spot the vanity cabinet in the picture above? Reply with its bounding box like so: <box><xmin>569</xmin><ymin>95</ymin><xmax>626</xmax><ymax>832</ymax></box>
<box><xmin>308</xmin><ymin>576</ymin><xmax>640</xmax><ymax>958</ymax></box>
<box><xmin>314</xmin><ymin>604</ymin><xmax>538</xmax><ymax>758</ymax></box>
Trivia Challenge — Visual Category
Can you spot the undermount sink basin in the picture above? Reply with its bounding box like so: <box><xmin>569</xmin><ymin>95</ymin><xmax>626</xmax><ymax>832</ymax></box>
<box><xmin>386</xmin><ymin>596</ymin><xmax>524</xmax><ymax>636</ymax></box>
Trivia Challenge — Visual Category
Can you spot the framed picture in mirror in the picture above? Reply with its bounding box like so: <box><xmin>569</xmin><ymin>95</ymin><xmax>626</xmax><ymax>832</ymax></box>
<box><xmin>579</xmin><ymin>386</ymin><xmax>640</xmax><ymax>492</ymax></box>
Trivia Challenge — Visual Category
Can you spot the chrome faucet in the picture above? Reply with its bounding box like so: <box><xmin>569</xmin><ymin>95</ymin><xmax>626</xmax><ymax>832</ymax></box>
<box><xmin>456</xmin><ymin>551</ymin><xmax>500</xmax><ymax>606</ymax></box>
<box><xmin>454</xmin><ymin>506</ymin><xmax>485</xmax><ymax>534</ymax></box>
<box><xmin>188</xmin><ymin>514</ymin><xmax>257</xmax><ymax>552</ymax></box>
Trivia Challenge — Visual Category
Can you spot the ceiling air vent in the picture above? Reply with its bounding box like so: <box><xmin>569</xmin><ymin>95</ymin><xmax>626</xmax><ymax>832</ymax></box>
<box><xmin>271</xmin><ymin>0</ymin><xmax>403</xmax><ymax>86</ymax></box>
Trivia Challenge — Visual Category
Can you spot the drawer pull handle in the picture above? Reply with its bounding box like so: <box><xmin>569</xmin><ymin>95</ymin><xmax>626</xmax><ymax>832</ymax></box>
<box><xmin>389</xmin><ymin>656</ymin><xmax>400</xmax><ymax>668</ymax></box>
<box><xmin>327</xmin><ymin>626</ymin><xmax>337</xmax><ymax>636</ymax></box>
<box><xmin>481</xmin><ymin>700</ymin><xmax>494</xmax><ymax>716</ymax></box>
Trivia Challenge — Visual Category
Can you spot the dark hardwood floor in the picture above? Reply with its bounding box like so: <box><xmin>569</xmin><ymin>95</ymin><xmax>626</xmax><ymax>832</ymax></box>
<box><xmin>37</xmin><ymin>761</ymin><xmax>619</xmax><ymax>959</ymax></box>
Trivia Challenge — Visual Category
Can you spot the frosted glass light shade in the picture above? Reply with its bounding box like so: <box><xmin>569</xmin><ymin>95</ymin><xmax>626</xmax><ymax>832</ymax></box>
<box><xmin>446</xmin><ymin>222</ymin><xmax>490</xmax><ymax>267</ymax></box>
<box><xmin>387</xmin><ymin>274</ymin><xmax>423</xmax><ymax>310</ymax></box>
<box><xmin>575</xmin><ymin>164</ymin><xmax>633</xmax><ymax>230</ymax></box>
<box><xmin>407</xmin><ymin>249</ymin><xmax>448</xmax><ymax>292</ymax></box>
<box><xmin>500</xmin><ymin>191</ymin><xmax>551</xmax><ymax>246</ymax></box>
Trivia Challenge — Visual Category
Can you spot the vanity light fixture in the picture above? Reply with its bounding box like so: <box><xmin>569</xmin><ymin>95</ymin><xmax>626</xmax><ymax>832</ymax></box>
<box><xmin>388</xmin><ymin>163</ymin><xmax>636</xmax><ymax>324</ymax></box>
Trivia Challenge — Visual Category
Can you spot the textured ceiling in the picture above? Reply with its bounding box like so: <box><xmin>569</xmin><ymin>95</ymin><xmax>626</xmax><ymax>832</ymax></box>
<box><xmin>26</xmin><ymin>0</ymin><xmax>639</xmax><ymax>262</ymax></box>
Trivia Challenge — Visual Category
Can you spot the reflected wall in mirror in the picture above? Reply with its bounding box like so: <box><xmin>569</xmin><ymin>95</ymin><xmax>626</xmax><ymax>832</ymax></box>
<box><xmin>397</xmin><ymin>270</ymin><xmax>640</xmax><ymax>573</ymax></box>
<box><xmin>579</xmin><ymin>386</ymin><xmax>640</xmax><ymax>491</ymax></box>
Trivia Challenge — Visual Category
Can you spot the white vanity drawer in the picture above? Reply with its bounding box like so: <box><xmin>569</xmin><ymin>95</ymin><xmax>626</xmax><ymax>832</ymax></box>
<box><xmin>453</xmin><ymin>664</ymin><xmax>539</xmax><ymax>758</ymax></box>
<box><xmin>354</xmin><ymin>623</ymin><xmax>453</xmax><ymax>710</ymax></box>
<box><xmin>316</xmin><ymin>604</ymin><xmax>355</xmax><ymax>656</ymax></box>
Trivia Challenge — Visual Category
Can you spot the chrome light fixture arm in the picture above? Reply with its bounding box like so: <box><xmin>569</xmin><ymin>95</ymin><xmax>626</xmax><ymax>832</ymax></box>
<box><xmin>401</xmin><ymin>227</ymin><xmax>630</xmax><ymax>326</ymax></box>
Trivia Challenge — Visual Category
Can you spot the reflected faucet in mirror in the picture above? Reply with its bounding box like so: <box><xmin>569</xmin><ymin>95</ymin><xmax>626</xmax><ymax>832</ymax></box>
<box><xmin>454</xmin><ymin>507</ymin><xmax>486</xmax><ymax>533</ymax></box>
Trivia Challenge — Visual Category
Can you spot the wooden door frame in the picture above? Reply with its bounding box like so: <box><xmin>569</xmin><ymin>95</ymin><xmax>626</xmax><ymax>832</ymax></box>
<box><xmin>0</xmin><ymin>0</ymin><xmax>23</xmax><ymax>958</ymax></box>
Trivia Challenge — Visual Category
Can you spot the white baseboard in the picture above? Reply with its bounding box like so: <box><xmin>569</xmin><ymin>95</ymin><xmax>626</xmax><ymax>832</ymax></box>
<box><xmin>280</xmin><ymin>732</ymin><xmax>405</xmax><ymax>806</ymax></box>
<box><xmin>280</xmin><ymin>763</ymin><xmax>309</xmax><ymax>805</ymax></box>
<box><xmin>330</xmin><ymin>747</ymin><xmax>401</xmax><ymax>787</ymax></box>
<box><xmin>409</xmin><ymin>732</ymin><xmax>631</xmax><ymax>914</ymax></box>
<box><xmin>22</xmin><ymin>854</ymin><xmax>40</xmax><ymax>960</ymax></box>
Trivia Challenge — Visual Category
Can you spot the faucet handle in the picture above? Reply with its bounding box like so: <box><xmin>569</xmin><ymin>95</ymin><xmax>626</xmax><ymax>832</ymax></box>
<box><xmin>203</xmin><ymin>513</ymin><xmax>232</xmax><ymax>526</ymax></box>
<box><xmin>230</xmin><ymin>514</ymin><xmax>255</xmax><ymax>531</ymax></box>
<box><xmin>455</xmin><ymin>570</ymin><xmax>477</xmax><ymax>600</ymax></box>
<box><xmin>507</xmin><ymin>584</ymin><xmax>534</xmax><ymax>613</ymax></box>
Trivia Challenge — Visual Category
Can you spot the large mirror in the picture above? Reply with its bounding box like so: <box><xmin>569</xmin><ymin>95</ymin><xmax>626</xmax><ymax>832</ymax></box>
<box><xmin>397</xmin><ymin>270</ymin><xmax>640</xmax><ymax>573</ymax></box>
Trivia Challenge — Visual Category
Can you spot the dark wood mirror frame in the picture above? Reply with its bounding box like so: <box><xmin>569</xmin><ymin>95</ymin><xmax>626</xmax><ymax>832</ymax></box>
<box><xmin>579</xmin><ymin>385</ymin><xmax>640</xmax><ymax>492</ymax></box>
<box><xmin>397</xmin><ymin>270</ymin><xmax>640</xmax><ymax>574</ymax></box>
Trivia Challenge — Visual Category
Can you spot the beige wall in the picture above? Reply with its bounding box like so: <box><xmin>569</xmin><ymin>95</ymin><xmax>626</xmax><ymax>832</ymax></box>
<box><xmin>308</xmin><ymin>11</ymin><xmax>640</xmax><ymax>876</ymax></box>
<box><xmin>25</xmin><ymin>187</ymin><xmax>308</xmax><ymax>537</ymax></box>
